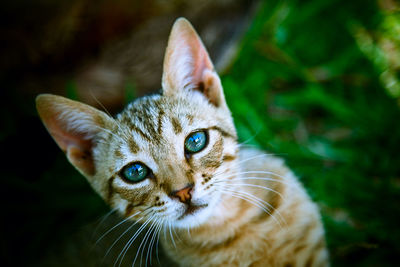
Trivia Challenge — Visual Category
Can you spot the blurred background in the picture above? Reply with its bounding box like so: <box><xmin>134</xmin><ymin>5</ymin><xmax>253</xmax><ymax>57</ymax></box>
<box><xmin>1</xmin><ymin>0</ymin><xmax>400</xmax><ymax>266</ymax></box>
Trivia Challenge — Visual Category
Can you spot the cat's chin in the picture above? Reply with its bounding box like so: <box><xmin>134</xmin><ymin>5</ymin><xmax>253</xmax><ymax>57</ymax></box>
<box><xmin>172</xmin><ymin>192</ymin><xmax>222</xmax><ymax>228</ymax></box>
<box><xmin>177</xmin><ymin>203</ymin><xmax>208</xmax><ymax>220</ymax></box>
<box><xmin>173</xmin><ymin>204</ymin><xmax>213</xmax><ymax>228</ymax></box>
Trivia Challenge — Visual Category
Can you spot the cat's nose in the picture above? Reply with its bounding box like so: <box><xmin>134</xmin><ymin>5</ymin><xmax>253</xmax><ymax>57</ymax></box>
<box><xmin>173</xmin><ymin>185</ymin><xmax>193</xmax><ymax>204</ymax></box>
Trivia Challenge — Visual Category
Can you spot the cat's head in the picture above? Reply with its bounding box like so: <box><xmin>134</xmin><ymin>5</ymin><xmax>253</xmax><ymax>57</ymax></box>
<box><xmin>36</xmin><ymin>18</ymin><xmax>238</xmax><ymax>228</ymax></box>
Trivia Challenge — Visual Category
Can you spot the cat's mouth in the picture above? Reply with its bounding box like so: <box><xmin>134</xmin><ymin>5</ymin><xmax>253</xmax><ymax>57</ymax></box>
<box><xmin>178</xmin><ymin>203</ymin><xmax>208</xmax><ymax>220</ymax></box>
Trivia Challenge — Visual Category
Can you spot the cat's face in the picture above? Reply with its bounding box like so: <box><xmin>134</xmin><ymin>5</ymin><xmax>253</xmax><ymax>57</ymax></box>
<box><xmin>36</xmin><ymin>18</ymin><xmax>238</xmax><ymax>228</ymax></box>
<box><xmin>97</xmin><ymin>90</ymin><xmax>237</xmax><ymax>228</ymax></box>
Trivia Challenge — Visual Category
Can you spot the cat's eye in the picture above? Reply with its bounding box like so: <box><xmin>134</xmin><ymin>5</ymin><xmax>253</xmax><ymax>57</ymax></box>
<box><xmin>121</xmin><ymin>162</ymin><xmax>149</xmax><ymax>183</ymax></box>
<box><xmin>184</xmin><ymin>131</ymin><xmax>207</xmax><ymax>154</ymax></box>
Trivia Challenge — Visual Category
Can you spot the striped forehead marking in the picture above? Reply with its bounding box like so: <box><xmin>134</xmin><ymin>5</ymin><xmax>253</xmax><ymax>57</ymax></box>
<box><xmin>171</xmin><ymin>116</ymin><xmax>183</xmax><ymax>134</ymax></box>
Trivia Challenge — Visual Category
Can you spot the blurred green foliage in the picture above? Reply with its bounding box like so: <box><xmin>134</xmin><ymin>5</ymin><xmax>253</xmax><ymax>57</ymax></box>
<box><xmin>222</xmin><ymin>0</ymin><xmax>400</xmax><ymax>265</ymax></box>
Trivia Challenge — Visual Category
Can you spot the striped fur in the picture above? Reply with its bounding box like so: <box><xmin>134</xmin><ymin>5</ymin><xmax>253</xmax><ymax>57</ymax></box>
<box><xmin>36</xmin><ymin>18</ymin><xmax>329</xmax><ymax>266</ymax></box>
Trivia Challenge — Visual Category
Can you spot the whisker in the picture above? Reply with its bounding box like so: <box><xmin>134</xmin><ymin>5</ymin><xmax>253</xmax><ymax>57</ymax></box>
<box><xmin>235</xmin><ymin>170</ymin><xmax>286</xmax><ymax>179</ymax></box>
<box><xmin>238</xmin><ymin>126</ymin><xmax>262</xmax><ymax>145</ymax></box>
<box><xmin>91</xmin><ymin>208</ymin><xmax>117</xmax><ymax>240</ymax></box>
<box><xmin>145</xmin><ymin>221</ymin><xmax>157</xmax><ymax>267</ymax></box>
<box><xmin>211</xmin><ymin>163</ymin><xmax>286</xmax><ymax>184</ymax></box>
<box><xmin>89</xmin><ymin>90</ymin><xmax>132</xmax><ymax>142</ymax></box>
<box><xmin>213</xmin><ymin>170</ymin><xmax>287</xmax><ymax>181</ymax></box>
<box><xmin>229</xmin><ymin>177</ymin><xmax>289</xmax><ymax>185</ymax></box>
<box><xmin>101</xmin><ymin>216</ymin><xmax>143</xmax><ymax>265</ymax></box>
<box><xmin>229</xmin><ymin>153</ymin><xmax>273</xmax><ymax>166</ymax></box>
<box><xmin>89</xmin><ymin>90</ymin><xmax>113</xmax><ymax>118</ymax></box>
<box><xmin>236</xmin><ymin>143</ymin><xmax>258</xmax><ymax>149</ymax></box>
<box><xmin>216</xmin><ymin>188</ymin><xmax>284</xmax><ymax>228</ymax></box>
<box><xmin>135</xmin><ymin>219</ymin><xmax>158</xmax><ymax>267</ymax></box>
<box><xmin>154</xmin><ymin>219</ymin><xmax>165</xmax><ymax>266</ymax></box>
<box><xmin>215</xmin><ymin>185</ymin><xmax>287</xmax><ymax>226</ymax></box>
<box><xmin>217</xmin><ymin>185</ymin><xmax>285</xmax><ymax>223</ymax></box>
<box><xmin>216</xmin><ymin>183</ymin><xmax>284</xmax><ymax>199</ymax></box>
<box><xmin>168</xmin><ymin>221</ymin><xmax>177</xmax><ymax>249</ymax></box>
<box><xmin>172</xmin><ymin>224</ymin><xmax>182</xmax><ymax>243</ymax></box>
<box><xmin>217</xmin><ymin>189</ymin><xmax>274</xmax><ymax>218</ymax></box>
<box><xmin>187</xmin><ymin>223</ymin><xmax>191</xmax><ymax>239</ymax></box>
<box><xmin>148</xmin><ymin>219</ymin><xmax>163</xmax><ymax>267</ymax></box>
<box><xmin>211</xmin><ymin>154</ymin><xmax>273</xmax><ymax>179</ymax></box>
<box><xmin>94</xmin><ymin>125</ymin><xmax>126</xmax><ymax>145</ymax></box>
<box><xmin>236</xmin><ymin>145</ymin><xmax>288</xmax><ymax>158</ymax></box>
<box><xmin>213</xmin><ymin>176</ymin><xmax>290</xmax><ymax>187</ymax></box>
<box><xmin>95</xmin><ymin>211</ymin><xmax>140</xmax><ymax>247</ymax></box>
<box><xmin>115</xmin><ymin>214</ymin><xmax>155</xmax><ymax>267</ymax></box>
<box><xmin>162</xmin><ymin>219</ymin><xmax>168</xmax><ymax>245</ymax></box>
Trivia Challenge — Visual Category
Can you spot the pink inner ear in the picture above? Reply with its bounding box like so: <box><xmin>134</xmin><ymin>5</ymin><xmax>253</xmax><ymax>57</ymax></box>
<box><xmin>67</xmin><ymin>145</ymin><xmax>95</xmax><ymax>176</ymax></box>
<box><xmin>200</xmin><ymin>70</ymin><xmax>221</xmax><ymax>107</ymax></box>
<box><xmin>162</xmin><ymin>19</ymin><xmax>226</xmax><ymax>107</ymax></box>
<box><xmin>46</xmin><ymin>116</ymin><xmax>92</xmax><ymax>152</ymax></box>
<box><xmin>44</xmin><ymin>111</ymin><xmax>96</xmax><ymax>175</ymax></box>
<box><xmin>36</xmin><ymin>94</ymin><xmax>106</xmax><ymax>176</ymax></box>
<box><xmin>191</xmin><ymin>41</ymin><xmax>213</xmax><ymax>86</ymax></box>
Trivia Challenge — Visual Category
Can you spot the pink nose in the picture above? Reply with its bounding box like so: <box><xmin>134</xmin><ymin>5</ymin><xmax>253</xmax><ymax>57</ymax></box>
<box><xmin>174</xmin><ymin>186</ymin><xmax>192</xmax><ymax>203</ymax></box>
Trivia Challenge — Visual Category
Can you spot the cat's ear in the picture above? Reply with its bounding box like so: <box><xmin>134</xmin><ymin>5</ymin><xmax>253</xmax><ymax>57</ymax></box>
<box><xmin>36</xmin><ymin>94</ymin><xmax>113</xmax><ymax>176</ymax></box>
<box><xmin>162</xmin><ymin>18</ymin><xmax>227</xmax><ymax>108</ymax></box>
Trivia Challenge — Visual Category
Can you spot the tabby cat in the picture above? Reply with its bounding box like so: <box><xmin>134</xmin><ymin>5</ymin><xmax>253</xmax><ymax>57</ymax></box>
<box><xmin>36</xmin><ymin>18</ymin><xmax>329</xmax><ymax>266</ymax></box>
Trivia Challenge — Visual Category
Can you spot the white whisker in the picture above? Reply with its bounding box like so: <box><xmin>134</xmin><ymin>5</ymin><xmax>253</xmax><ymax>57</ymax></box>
<box><xmin>215</xmin><ymin>185</ymin><xmax>287</xmax><ymax>226</ymax></box>
<box><xmin>238</xmin><ymin>126</ymin><xmax>262</xmax><ymax>145</ymax></box>
<box><xmin>186</xmin><ymin>223</ymin><xmax>191</xmax><ymax>239</ymax></box>
<box><xmin>231</xmin><ymin>153</ymin><xmax>273</xmax><ymax>166</ymax></box>
<box><xmin>216</xmin><ymin>188</ymin><xmax>284</xmax><ymax>228</ymax></box>
<box><xmin>213</xmin><ymin>170</ymin><xmax>287</xmax><ymax>181</ymax></box>
<box><xmin>217</xmin><ymin>183</ymin><xmax>284</xmax><ymax>199</ymax></box>
<box><xmin>148</xmin><ymin>219</ymin><xmax>163</xmax><ymax>267</ymax></box>
<box><xmin>172</xmin><ymin>224</ymin><xmax>182</xmax><ymax>243</ymax></box>
<box><xmin>93</xmin><ymin>125</ymin><xmax>126</xmax><ymax>145</ymax></box>
<box><xmin>115</xmin><ymin>214</ymin><xmax>155</xmax><ymax>267</ymax></box>
<box><xmin>229</xmin><ymin>177</ymin><xmax>290</xmax><ymax>186</ymax></box>
<box><xmin>91</xmin><ymin>208</ymin><xmax>117</xmax><ymax>240</ymax></box>
<box><xmin>154</xmin><ymin>219</ymin><xmax>165</xmax><ymax>266</ymax></box>
<box><xmin>89</xmin><ymin>91</ymin><xmax>131</xmax><ymax>141</ymax></box>
<box><xmin>95</xmin><ymin>211</ymin><xmax>140</xmax><ymax>247</ymax></box>
<box><xmin>134</xmin><ymin>219</ymin><xmax>157</xmax><ymax>267</ymax></box>
<box><xmin>100</xmin><ymin>216</ymin><xmax>143</xmax><ymax>265</ymax></box>
<box><xmin>168</xmin><ymin>221</ymin><xmax>177</xmax><ymax>249</ymax></box>
<box><xmin>212</xmin><ymin>175</ymin><xmax>291</xmax><ymax>188</ymax></box>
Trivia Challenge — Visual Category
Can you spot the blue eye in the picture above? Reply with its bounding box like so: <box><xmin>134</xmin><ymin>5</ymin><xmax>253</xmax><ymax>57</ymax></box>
<box><xmin>121</xmin><ymin>162</ymin><xmax>149</xmax><ymax>183</ymax></box>
<box><xmin>185</xmin><ymin>131</ymin><xmax>207</xmax><ymax>153</ymax></box>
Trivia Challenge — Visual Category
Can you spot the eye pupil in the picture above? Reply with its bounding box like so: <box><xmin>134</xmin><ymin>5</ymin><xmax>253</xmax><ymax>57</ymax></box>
<box><xmin>185</xmin><ymin>131</ymin><xmax>207</xmax><ymax>153</ymax></box>
<box><xmin>122</xmin><ymin>163</ymin><xmax>148</xmax><ymax>182</ymax></box>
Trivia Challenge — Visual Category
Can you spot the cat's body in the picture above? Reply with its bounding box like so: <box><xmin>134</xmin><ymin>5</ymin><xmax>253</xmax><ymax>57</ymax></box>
<box><xmin>36</xmin><ymin>18</ymin><xmax>328</xmax><ymax>266</ymax></box>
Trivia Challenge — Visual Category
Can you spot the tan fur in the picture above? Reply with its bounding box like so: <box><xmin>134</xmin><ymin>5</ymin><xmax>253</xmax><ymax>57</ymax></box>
<box><xmin>162</xmin><ymin>149</ymin><xmax>329</xmax><ymax>266</ymax></box>
<box><xmin>36</xmin><ymin>18</ymin><xmax>329</xmax><ymax>266</ymax></box>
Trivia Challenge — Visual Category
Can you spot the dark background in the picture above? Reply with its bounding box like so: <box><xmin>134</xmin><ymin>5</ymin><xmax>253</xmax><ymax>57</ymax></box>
<box><xmin>1</xmin><ymin>0</ymin><xmax>400</xmax><ymax>266</ymax></box>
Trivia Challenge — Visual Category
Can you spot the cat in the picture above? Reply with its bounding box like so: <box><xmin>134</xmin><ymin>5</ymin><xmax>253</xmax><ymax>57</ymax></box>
<box><xmin>36</xmin><ymin>18</ymin><xmax>329</xmax><ymax>266</ymax></box>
